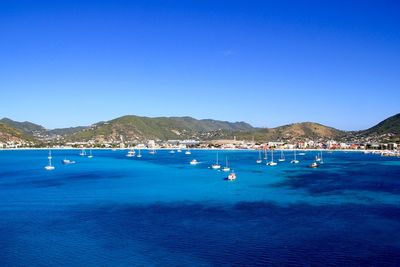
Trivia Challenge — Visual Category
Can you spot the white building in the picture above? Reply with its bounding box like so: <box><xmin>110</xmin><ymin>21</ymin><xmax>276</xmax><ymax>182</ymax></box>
<box><xmin>147</xmin><ymin>140</ymin><xmax>156</xmax><ymax>148</ymax></box>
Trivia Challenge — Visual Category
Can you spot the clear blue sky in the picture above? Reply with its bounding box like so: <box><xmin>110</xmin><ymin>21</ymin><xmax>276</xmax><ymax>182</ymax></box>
<box><xmin>1</xmin><ymin>0</ymin><xmax>399</xmax><ymax>130</ymax></box>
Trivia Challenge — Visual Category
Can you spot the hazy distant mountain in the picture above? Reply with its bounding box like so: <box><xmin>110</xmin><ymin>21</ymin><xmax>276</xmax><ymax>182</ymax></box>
<box><xmin>66</xmin><ymin>115</ymin><xmax>254</xmax><ymax>142</ymax></box>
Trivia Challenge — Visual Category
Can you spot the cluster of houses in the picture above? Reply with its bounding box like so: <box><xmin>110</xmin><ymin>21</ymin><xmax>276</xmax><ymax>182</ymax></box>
<box><xmin>0</xmin><ymin>140</ymin><xmax>36</xmax><ymax>149</ymax></box>
<box><xmin>19</xmin><ymin>138</ymin><xmax>396</xmax><ymax>152</ymax></box>
<box><xmin>1</xmin><ymin>135</ymin><xmax>399</xmax><ymax>151</ymax></box>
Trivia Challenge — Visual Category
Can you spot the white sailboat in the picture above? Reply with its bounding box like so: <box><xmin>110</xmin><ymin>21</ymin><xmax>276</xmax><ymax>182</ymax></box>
<box><xmin>266</xmin><ymin>150</ymin><xmax>277</xmax><ymax>166</ymax></box>
<box><xmin>136</xmin><ymin>149</ymin><xmax>142</xmax><ymax>158</ymax></box>
<box><xmin>169</xmin><ymin>150</ymin><xmax>176</xmax><ymax>154</ymax></box>
<box><xmin>149</xmin><ymin>148</ymin><xmax>156</xmax><ymax>154</ymax></box>
<box><xmin>290</xmin><ymin>150</ymin><xmax>299</xmax><ymax>164</ymax></box>
<box><xmin>45</xmin><ymin>150</ymin><xmax>55</xmax><ymax>170</ymax></box>
<box><xmin>185</xmin><ymin>148</ymin><xmax>191</xmax><ymax>155</ymax></box>
<box><xmin>126</xmin><ymin>147</ymin><xmax>135</xmax><ymax>157</ymax></box>
<box><xmin>211</xmin><ymin>152</ymin><xmax>221</xmax><ymax>169</ymax></box>
<box><xmin>222</xmin><ymin>157</ymin><xmax>230</xmax><ymax>172</ymax></box>
<box><xmin>79</xmin><ymin>148</ymin><xmax>86</xmax><ymax>156</ymax></box>
<box><xmin>87</xmin><ymin>149</ymin><xmax>93</xmax><ymax>158</ymax></box>
<box><xmin>263</xmin><ymin>148</ymin><xmax>267</xmax><ymax>160</ymax></box>
<box><xmin>278</xmin><ymin>150</ymin><xmax>285</xmax><ymax>162</ymax></box>
<box><xmin>256</xmin><ymin>150</ymin><xmax>262</xmax><ymax>164</ymax></box>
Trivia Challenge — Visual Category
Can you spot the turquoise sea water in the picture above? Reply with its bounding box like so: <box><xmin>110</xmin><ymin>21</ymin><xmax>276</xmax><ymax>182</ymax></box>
<box><xmin>0</xmin><ymin>149</ymin><xmax>399</xmax><ymax>266</ymax></box>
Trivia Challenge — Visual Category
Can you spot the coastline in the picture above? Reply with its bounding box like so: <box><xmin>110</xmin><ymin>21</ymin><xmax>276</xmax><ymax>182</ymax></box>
<box><xmin>0</xmin><ymin>147</ymin><xmax>385</xmax><ymax>152</ymax></box>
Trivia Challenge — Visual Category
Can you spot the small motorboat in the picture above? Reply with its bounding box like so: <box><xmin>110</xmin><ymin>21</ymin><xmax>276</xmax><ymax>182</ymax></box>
<box><xmin>308</xmin><ymin>162</ymin><xmax>319</xmax><ymax>168</ymax></box>
<box><xmin>190</xmin><ymin>159</ymin><xmax>199</xmax><ymax>165</ymax></box>
<box><xmin>227</xmin><ymin>171</ymin><xmax>236</xmax><ymax>181</ymax></box>
<box><xmin>62</xmin><ymin>159</ymin><xmax>76</xmax><ymax>164</ymax></box>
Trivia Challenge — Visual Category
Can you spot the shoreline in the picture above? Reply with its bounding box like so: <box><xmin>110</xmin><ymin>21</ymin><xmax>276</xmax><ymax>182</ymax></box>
<box><xmin>0</xmin><ymin>147</ymin><xmax>390</xmax><ymax>152</ymax></box>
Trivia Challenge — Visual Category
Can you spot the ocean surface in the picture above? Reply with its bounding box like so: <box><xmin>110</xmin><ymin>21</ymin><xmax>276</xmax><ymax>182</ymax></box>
<box><xmin>0</xmin><ymin>149</ymin><xmax>399</xmax><ymax>266</ymax></box>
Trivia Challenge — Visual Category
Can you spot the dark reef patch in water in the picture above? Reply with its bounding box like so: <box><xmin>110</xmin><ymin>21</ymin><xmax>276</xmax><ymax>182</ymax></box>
<box><xmin>0</xmin><ymin>171</ymin><xmax>125</xmax><ymax>189</ymax></box>
<box><xmin>276</xmin><ymin>163</ymin><xmax>400</xmax><ymax>195</ymax></box>
<box><xmin>2</xmin><ymin>201</ymin><xmax>396</xmax><ymax>266</ymax></box>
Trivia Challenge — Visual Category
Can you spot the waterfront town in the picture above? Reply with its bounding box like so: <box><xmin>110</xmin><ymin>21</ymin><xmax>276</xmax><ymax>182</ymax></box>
<box><xmin>1</xmin><ymin>137</ymin><xmax>399</xmax><ymax>155</ymax></box>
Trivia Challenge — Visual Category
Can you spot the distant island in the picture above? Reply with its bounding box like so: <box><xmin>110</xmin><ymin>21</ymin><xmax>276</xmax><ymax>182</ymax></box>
<box><xmin>0</xmin><ymin>113</ymin><xmax>399</xmax><ymax>150</ymax></box>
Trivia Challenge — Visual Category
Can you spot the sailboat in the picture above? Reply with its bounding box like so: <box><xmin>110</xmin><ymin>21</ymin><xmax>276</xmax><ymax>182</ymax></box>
<box><xmin>222</xmin><ymin>157</ymin><xmax>230</xmax><ymax>172</ymax></box>
<box><xmin>211</xmin><ymin>152</ymin><xmax>221</xmax><ymax>169</ymax></box>
<box><xmin>126</xmin><ymin>147</ymin><xmax>135</xmax><ymax>157</ymax></box>
<box><xmin>263</xmin><ymin>148</ymin><xmax>267</xmax><ymax>160</ymax></box>
<box><xmin>177</xmin><ymin>149</ymin><xmax>182</xmax><ymax>153</ymax></box>
<box><xmin>290</xmin><ymin>150</ymin><xmax>299</xmax><ymax>164</ymax></box>
<box><xmin>185</xmin><ymin>148</ymin><xmax>191</xmax><ymax>155</ymax></box>
<box><xmin>319</xmin><ymin>151</ymin><xmax>324</xmax><ymax>164</ymax></box>
<box><xmin>87</xmin><ymin>149</ymin><xmax>93</xmax><ymax>158</ymax></box>
<box><xmin>278</xmin><ymin>150</ymin><xmax>285</xmax><ymax>162</ymax></box>
<box><xmin>45</xmin><ymin>150</ymin><xmax>55</xmax><ymax>170</ymax></box>
<box><xmin>266</xmin><ymin>150</ymin><xmax>277</xmax><ymax>166</ymax></box>
<box><xmin>79</xmin><ymin>148</ymin><xmax>86</xmax><ymax>156</ymax></box>
<box><xmin>136</xmin><ymin>149</ymin><xmax>142</xmax><ymax>158</ymax></box>
<box><xmin>169</xmin><ymin>150</ymin><xmax>176</xmax><ymax>154</ymax></box>
<box><xmin>256</xmin><ymin>150</ymin><xmax>262</xmax><ymax>164</ymax></box>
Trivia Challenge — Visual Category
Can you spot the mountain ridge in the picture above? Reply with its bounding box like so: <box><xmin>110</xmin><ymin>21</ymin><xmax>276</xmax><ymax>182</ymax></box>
<box><xmin>0</xmin><ymin>113</ymin><xmax>398</xmax><ymax>144</ymax></box>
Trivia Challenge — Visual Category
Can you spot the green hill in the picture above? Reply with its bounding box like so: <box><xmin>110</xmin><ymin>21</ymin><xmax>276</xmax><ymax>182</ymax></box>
<box><xmin>348</xmin><ymin>113</ymin><xmax>400</xmax><ymax>142</ymax></box>
<box><xmin>229</xmin><ymin>122</ymin><xmax>344</xmax><ymax>142</ymax></box>
<box><xmin>0</xmin><ymin>122</ymin><xmax>35</xmax><ymax>143</ymax></box>
<box><xmin>66</xmin><ymin>115</ymin><xmax>254</xmax><ymax>142</ymax></box>
<box><xmin>1</xmin><ymin>113</ymin><xmax>398</xmax><ymax>145</ymax></box>
<box><xmin>48</xmin><ymin>126</ymin><xmax>88</xmax><ymax>136</ymax></box>
<box><xmin>0</xmin><ymin>118</ymin><xmax>46</xmax><ymax>135</ymax></box>
<box><xmin>362</xmin><ymin>113</ymin><xmax>400</xmax><ymax>135</ymax></box>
